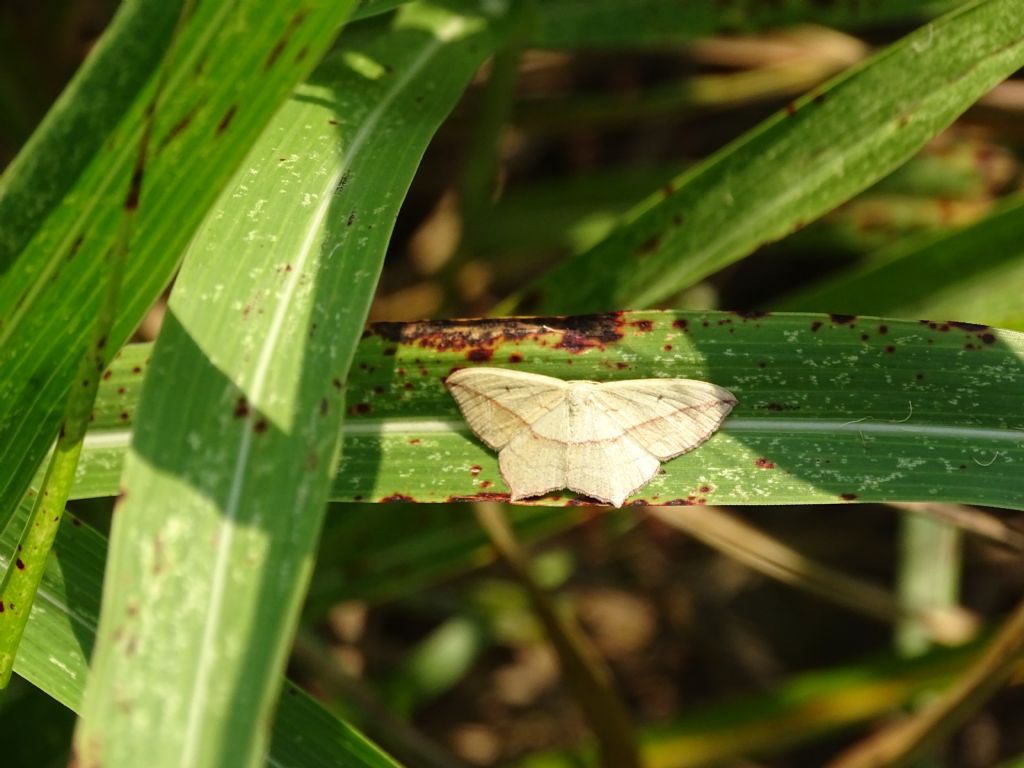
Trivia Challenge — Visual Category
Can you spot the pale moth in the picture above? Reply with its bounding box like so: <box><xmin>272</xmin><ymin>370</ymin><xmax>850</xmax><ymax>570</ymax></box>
<box><xmin>446</xmin><ymin>368</ymin><xmax>737</xmax><ymax>507</ymax></box>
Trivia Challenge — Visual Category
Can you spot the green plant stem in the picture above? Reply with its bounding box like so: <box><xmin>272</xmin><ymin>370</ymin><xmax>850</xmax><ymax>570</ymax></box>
<box><xmin>474</xmin><ymin>502</ymin><xmax>641</xmax><ymax>768</ymax></box>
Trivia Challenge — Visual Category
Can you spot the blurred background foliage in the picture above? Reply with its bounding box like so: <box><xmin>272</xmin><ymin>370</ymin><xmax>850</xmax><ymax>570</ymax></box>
<box><xmin>2</xmin><ymin>0</ymin><xmax>1023</xmax><ymax>766</ymax></box>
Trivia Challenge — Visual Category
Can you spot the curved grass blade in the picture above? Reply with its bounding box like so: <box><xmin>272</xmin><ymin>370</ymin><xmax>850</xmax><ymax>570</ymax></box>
<box><xmin>0</xmin><ymin>0</ymin><xmax>360</xmax><ymax>533</ymax></box>
<box><xmin>777</xmin><ymin>192</ymin><xmax>1024</xmax><ymax>330</ymax></box>
<box><xmin>74</xmin><ymin>4</ymin><xmax>506</xmax><ymax>767</ymax></box>
<box><xmin>0</xmin><ymin>501</ymin><xmax>400</xmax><ymax>768</ymax></box>
<box><xmin>502</xmin><ymin>0</ymin><xmax>1024</xmax><ymax>314</ymax></box>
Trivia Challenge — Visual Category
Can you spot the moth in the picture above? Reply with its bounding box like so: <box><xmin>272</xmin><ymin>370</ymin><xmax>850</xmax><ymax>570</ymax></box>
<box><xmin>445</xmin><ymin>367</ymin><xmax>737</xmax><ymax>507</ymax></box>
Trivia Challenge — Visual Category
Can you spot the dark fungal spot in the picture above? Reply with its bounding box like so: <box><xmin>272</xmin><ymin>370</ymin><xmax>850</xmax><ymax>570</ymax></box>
<box><xmin>860</xmin><ymin>333</ymin><xmax>869</xmax><ymax>342</ymax></box>
<box><xmin>409</xmin><ymin>438</ymin><xmax>421</xmax><ymax>445</ymax></box>
<box><xmin>616</xmin><ymin>362</ymin><xmax>629</xmax><ymax>370</ymax></box>
<box><xmin>637</xmin><ymin>236</ymin><xmax>660</xmax><ymax>257</ymax></box>
<box><xmin>878</xmin><ymin>324</ymin><xmax>888</xmax><ymax>334</ymax></box>
<box><xmin>445</xmin><ymin>492</ymin><xmax>511</xmax><ymax>503</ymax></box>
<box><xmin>234</xmin><ymin>397</ymin><xmax>249</xmax><ymax>418</ymax></box>
<box><xmin>916</xmin><ymin>372</ymin><xmax>925</xmax><ymax>380</ymax></box>
<box><xmin>672</xmin><ymin>318</ymin><xmax>689</xmax><ymax>331</ymax></box>
<box><xmin>380</xmin><ymin>493</ymin><xmax>415</xmax><ymax>503</ymax></box>
<box><xmin>336</xmin><ymin>173</ymin><xmax>349</xmax><ymax>194</ymax></box>
<box><xmin>264</xmin><ymin>39</ymin><xmax>286</xmax><ymax>70</ymax></box>
<box><xmin>102</xmin><ymin>370</ymin><xmax>112</xmax><ymax>381</ymax></box>
<box><xmin>664</xmin><ymin>498</ymin><xmax>694</xmax><ymax>506</ymax></box>
<box><xmin>700</xmin><ymin>485</ymin><xmax>711</xmax><ymax>494</ymax></box>
<box><xmin>253</xmin><ymin>419</ymin><xmax>269</xmax><ymax>434</ymax></box>
<box><xmin>332</xmin><ymin>377</ymin><xmax>343</xmax><ymax>390</ymax></box>
<box><xmin>949</xmin><ymin>321</ymin><xmax>989</xmax><ymax>332</ymax></box>
<box><xmin>885</xmin><ymin>345</ymin><xmax>895</xmax><ymax>354</ymax></box>
<box><xmin>347</xmin><ymin>212</ymin><xmax>356</xmax><ymax>226</ymax></box>
<box><xmin>124</xmin><ymin>166</ymin><xmax>144</xmax><ymax>211</ymax></box>
<box><xmin>664</xmin><ymin>344</ymin><xmax>672</xmax><ymax>351</ymax></box>
<box><xmin>830</xmin><ymin>314</ymin><xmax>856</xmax><ymax>325</ymax></box>
<box><xmin>758</xmin><ymin>361</ymin><xmax>767</xmax><ymax>368</ymax></box>
<box><xmin>373</xmin><ymin>386</ymin><xmax>384</xmax><ymax>394</ymax></box>
<box><xmin>403</xmin><ymin>382</ymin><xmax>414</xmax><ymax>390</ymax></box>
<box><xmin>216</xmin><ymin>104</ymin><xmax>238</xmax><ymax>135</ymax></box>
<box><xmin>295</xmin><ymin>45</ymin><xmax>309</xmax><ymax>62</ymax></box>
<box><xmin>480</xmin><ymin>480</ymin><xmax>493</xmax><ymax>489</ymax></box>
<box><xmin>980</xmin><ymin>332</ymin><xmax>996</xmax><ymax>345</ymax></box>
<box><xmin>734</xmin><ymin>310</ymin><xmax>768</xmax><ymax>320</ymax></box>
<box><xmin>68</xmin><ymin>234</ymin><xmax>85</xmax><ymax>260</ymax></box>
<box><xmin>810</xmin><ymin>320</ymin><xmax>823</xmax><ymax>332</ymax></box>
<box><xmin>662</xmin><ymin>183</ymin><xmax>674</xmax><ymax>197</ymax></box>
<box><xmin>509</xmin><ymin>353</ymin><xmax>523</xmax><ymax>363</ymax></box>
<box><xmin>15</xmin><ymin>558</ymin><xmax>24</xmax><ymax>570</ymax></box>
<box><xmin>132</xmin><ymin>366</ymin><xmax>142</xmax><ymax>374</ymax></box>
<box><xmin>120</xmin><ymin>411</ymin><xmax>130</xmax><ymax>421</ymax></box>
<box><xmin>383</xmin><ymin>347</ymin><xmax>397</xmax><ymax>356</ymax></box>
<box><xmin>350</xmin><ymin>402</ymin><xmax>371</xmax><ymax>415</ymax></box>
<box><xmin>840</xmin><ymin>493</ymin><xmax>858</xmax><ymax>501</ymax></box>
<box><xmin>467</xmin><ymin>348</ymin><xmax>493</xmax><ymax>362</ymax></box>
<box><xmin>631</xmin><ymin>319</ymin><xmax>654</xmax><ymax>333</ymax></box>
<box><xmin>785</xmin><ymin>101</ymin><xmax>797</xmax><ymax>116</ymax></box>
<box><xmin>319</xmin><ymin>398</ymin><xmax>329</xmax><ymax>415</ymax></box>
<box><xmin>755</xmin><ymin>457</ymin><xmax>775</xmax><ymax>469</ymax></box>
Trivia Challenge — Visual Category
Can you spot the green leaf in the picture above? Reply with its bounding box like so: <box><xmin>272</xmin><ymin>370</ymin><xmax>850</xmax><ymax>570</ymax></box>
<box><xmin>0</xmin><ymin>500</ymin><xmax>400</xmax><ymax>768</ymax></box>
<box><xmin>74</xmin><ymin>4</ymin><xmax>505</xmax><ymax>767</ymax></box>
<box><xmin>0</xmin><ymin>0</ymin><xmax>359</xmax><ymax>532</ymax></box>
<box><xmin>70</xmin><ymin>311</ymin><xmax>1024</xmax><ymax>510</ymax></box>
<box><xmin>777</xmin><ymin>192</ymin><xmax>1024</xmax><ymax>330</ymax></box>
<box><xmin>503</xmin><ymin>0</ymin><xmax>1024</xmax><ymax>314</ymax></box>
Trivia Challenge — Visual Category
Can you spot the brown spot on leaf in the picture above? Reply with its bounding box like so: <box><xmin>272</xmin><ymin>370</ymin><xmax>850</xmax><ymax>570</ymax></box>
<box><xmin>810</xmin><ymin>320</ymin><xmax>823</xmax><ymax>332</ymax></box>
<box><xmin>216</xmin><ymin>104</ymin><xmax>238</xmax><ymax>135</ymax></box>
<box><xmin>380</xmin><ymin>494</ymin><xmax>415</xmax><ymax>503</ymax></box>
<box><xmin>469</xmin><ymin>465</ymin><xmax>482</xmax><ymax>476</ymax></box>
<box><xmin>254</xmin><ymin>419</ymin><xmax>268</xmax><ymax>434</ymax></box>
<box><xmin>830</xmin><ymin>314</ymin><xmax>856</xmax><ymax>325</ymax></box>
<box><xmin>631</xmin><ymin>319</ymin><xmax>654</xmax><ymax>333</ymax></box>
<box><xmin>509</xmin><ymin>353</ymin><xmax>523</xmax><ymax>363</ymax></box>
<box><xmin>467</xmin><ymin>348</ymin><xmax>493</xmax><ymax>362</ymax></box>
<box><xmin>841</xmin><ymin>493</ymin><xmax>858</xmax><ymax>501</ymax></box>
<box><xmin>755</xmin><ymin>457</ymin><xmax>775</xmax><ymax>469</ymax></box>
<box><xmin>672</xmin><ymin>318</ymin><xmax>689</xmax><ymax>331</ymax></box>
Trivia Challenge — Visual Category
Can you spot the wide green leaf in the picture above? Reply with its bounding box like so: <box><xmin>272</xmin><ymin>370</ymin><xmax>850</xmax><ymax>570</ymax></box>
<box><xmin>502</xmin><ymin>0</ymin><xmax>1024</xmax><ymax>314</ymax></box>
<box><xmin>74</xmin><ymin>3</ymin><xmax>506</xmax><ymax>767</ymax></box>
<box><xmin>66</xmin><ymin>311</ymin><xmax>1024</xmax><ymax>510</ymax></box>
<box><xmin>0</xmin><ymin>0</ymin><xmax>362</xmax><ymax>536</ymax></box>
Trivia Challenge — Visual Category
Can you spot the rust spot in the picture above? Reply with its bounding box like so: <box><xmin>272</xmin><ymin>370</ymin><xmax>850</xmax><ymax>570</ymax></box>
<box><xmin>368</xmin><ymin>314</ymin><xmax>625</xmax><ymax>357</ymax></box>
<box><xmin>132</xmin><ymin>366</ymin><xmax>142</xmax><ymax>374</ymax></box>
<box><xmin>234</xmin><ymin>397</ymin><xmax>249</xmax><ymax>418</ymax></box>
<box><xmin>125</xmin><ymin>166</ymin><xmax>144</xmax><ymax>211</ymax></box>
<box><xmin>664</xmin><ymin>498</ymin><xmax>694</xmax><ymax>506</ymax></box>
<box><xmin>637</xmin><ymin>236</ymin><xmax>660</xmax><ymax>257</ymax></box>
<box><xmin>755</xmin><ymin>457</ymin><xmax>775</xmax><ymax>469</ymax></box>
<box><xmin>68</xmin><ymin>234</ymin><xmax>85</xmax><ymax>260</ymax></box>
<box><xmin>216</xmin><ymin>104</ymin><xmax>238</xmax><ymax>135</ymax></box>
<box><xmin>380</xmin><ymin>493</ymin><xmax>415</xmax><ymax>503</ymax></box>
<box><xmin>509</xmin><ymin>353</ymin><xmax>523</xmax><ymax>363</ymax></box>
<box><xmin>616</xmin><ymin>362</ymin><xmax>629</xmax><ymax>369</ymax></box>
<box><xmin>446</xmin><ymin>492</ymin><xmax>512</xmax><ymax>503</ymax></box>
<box><xmin>102</xmin><ymin>370</ymin><xmax>113</xmax><ymax>381</ymax></box>
<box><xmin>467</xmin><ymin>348</ymin><xmax>493</xmax><ymax>362</ymax></box>
<box><xmin>664</xmin><ymin>344</ymin><xmax>672</xmax><ymax>351</ymax></box>
<box><xmin>254</xmin><ymin>418</ymin><xmax>268</xmax><ymax>434</ymax></box>
<box><xmin>829</xmin><ymin>314</ymin><xmax>856</xmax><ymax>325</ymax></box>
<box><xmin>480</xmin><ymin>480</ymin><xmax>493</xmax><ymax>489</ymax></box>
<box><xmin>810</xmin><ymin>320</ymin><xmax>823</xmax><ymax>332</ymax></box>
<box><xmin>699</xmin><ymin>485</ymin><xmax>711</xmax><ymax>494</ymax></box>
<box><xmin>840</xmin><ymin>493</ymin><xmax>858</xmax><ymax>501</ymax></box>
<box><xmin>672</xmin><ymin>318</ymin><xmax>689</xmax><ymax>331</ymax></box>
<box><xmin>403</xmin><ymin>382</ymin><xmax>414</xmax><ymax>390</ymax></box>
<box><xmin>409</xmin><ymin>438</ymin><xmax>421</xmax><ymax>445</ymax></box>
<box><xmin>119</xmin><ymin>411</ymin><xmax>130</xmax><ymax>421</ymax></box>
<box><xmin>469</xmin><ymin>465</ymin><xmax>482</xmax><ymax>476</ymax></box>
<box><xmin>631</xmin><ymin>319</ymin><xmax>654</xmax><ymax>333</ymax></box>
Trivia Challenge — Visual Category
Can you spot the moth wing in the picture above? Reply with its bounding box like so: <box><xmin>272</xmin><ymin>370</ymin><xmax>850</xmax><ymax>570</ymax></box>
<box><xmin>446</xmin><ymin>368</ymin><xmax>568</xmax><ymax>450</ymax></box>
<box><xmin>499</xmin><ymin>403</ymin><xmax>568</xmax><ymax>502</ymax></box>
<box><xmin>564</xmin><ymin>407</ymin><xmax>661</xmax><ymax>507</ymax></box>
<box><xmin>591</xmin><ymin>379</ymin><xmax>736</xmax><ymax>461</ymax></box>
